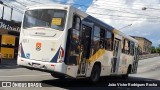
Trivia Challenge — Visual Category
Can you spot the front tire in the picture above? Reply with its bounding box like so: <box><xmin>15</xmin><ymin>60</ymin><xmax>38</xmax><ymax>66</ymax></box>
<box><xmin>121</xmin><ymin>73</ymin><xmax>128</xmax><ymax>79</ymax></box>
<box><xmin>90</xmin><ymin>64</ymin><xmax>101</xmax><ymax>83</ymax></box>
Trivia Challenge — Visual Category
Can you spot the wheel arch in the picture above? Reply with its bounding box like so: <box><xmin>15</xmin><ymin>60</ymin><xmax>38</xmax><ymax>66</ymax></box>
<box><xmin>93</xmin><ymin>62</ymin><xmax>101</xmax><ymax>73</ymax></box>
<box><xmin>128</xmin><ymin>64</ymin><xmax>132</xmax><ymax>74</ymax></box>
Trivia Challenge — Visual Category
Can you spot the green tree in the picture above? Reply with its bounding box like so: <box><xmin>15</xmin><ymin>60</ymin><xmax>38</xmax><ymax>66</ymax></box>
<box><xmin>151</xmin><ymin>46</ymin><xmax>156</xmax><ymax>53</ymax></box>
<box><xmin>157</xmin><ymin>47</ymin><xmax>160</xmax><ymax>55</ymax></box>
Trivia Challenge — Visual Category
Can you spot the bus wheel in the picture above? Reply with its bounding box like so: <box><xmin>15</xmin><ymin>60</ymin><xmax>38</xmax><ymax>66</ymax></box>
<box><xmin>122</xmin><ymin>74</ymin><xmax>128</xmax><ymax>79</ymax></box>
<box><xmin>50</xmin><ymin>73</ymin><xmax>65</xmax><ymax>79</ymax></box>
<box><xmin>90</xmin><ymin>64</ymin><xmax>101</xmax><ymax>83</ymax></box>
<box><xmin>122</xmin><ymin>65</ymin><xmax>131</xmax><ymax>79</ymax></box>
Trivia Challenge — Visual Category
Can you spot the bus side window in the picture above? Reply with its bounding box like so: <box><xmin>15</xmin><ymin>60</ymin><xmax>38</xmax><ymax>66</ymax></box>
<box><xmin>100</xmin><ymin>28</ymin><xmax>105</xmax><ymax>48</ymax></box>
<box><xmin>73</xmin><ymin>15</ymin><xmax>81</xmax><ymax>30</ymax></box>
<box><xmin>71</xmin><ymin>15</ymin><xmax>81</xmax><ymax>54</ymax></box>
<box><xmin>124</xmin><ymin>39</ymin><xmax>129</xmax><ymax>54</ymax></box>
<box><xmin>130</xmin><ymin>42</ymin><xmax>134</xmax><ymax>55</ymax></box>
<box><xmin>105</xmin><ymin>31</ymin><xmax>113</xmax><ymax>51</ymax></box>
<box><xmin>122</xmin><ymin>39</ymin><xmax>125</xmax><ymax>53</ymax></box>
<box><xmin>92</xmin><ymin>26</ymin><xmax>100</xmax><ymax>54</ymax></box>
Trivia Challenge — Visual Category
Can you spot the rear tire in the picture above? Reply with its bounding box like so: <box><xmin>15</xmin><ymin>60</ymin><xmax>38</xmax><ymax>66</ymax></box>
<box><xmin>90</xmin><ymin>64</ymin><xmax>101</xmax><ymax>83</ymax></box>
<box><xmin>122</xmin><ymin>66</ymin><xmax>131</xmax><ymax>79</ymax></box>
<box><xmin>50</xmin><ymin>73</ymin><xmax>65</xmax><ymax>79</ymax></box>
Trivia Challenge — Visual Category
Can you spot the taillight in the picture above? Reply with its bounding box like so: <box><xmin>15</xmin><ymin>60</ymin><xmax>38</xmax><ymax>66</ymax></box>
<box><xmin>57</xmin><ymin>47</ymin><xmax>64</xmax><ymax>63</ymax></box>
<box><xmin>51</xmin><ymin>64</ymin><xmax>55</xmax><ymax>67</ymax></box>
<box><xmin>18</xmin><ymin>44</ymin><xmax>21</xmax><ymax>56</ymax></box>
<box><xmin>0</xmin><ymin>53</ymin><xmax>1</xmax><ymax>59</ymax></box>
<box><xmin>60</xmin><ymin>47</ymin><xmax>64</xmax><ymax>58</ymax></box>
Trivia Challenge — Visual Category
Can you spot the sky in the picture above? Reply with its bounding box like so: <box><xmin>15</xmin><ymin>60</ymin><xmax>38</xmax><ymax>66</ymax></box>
<box><xmin>0</xmin><ymin>0</ymin><xmax>160</xmax><ymax>47</ymax></box>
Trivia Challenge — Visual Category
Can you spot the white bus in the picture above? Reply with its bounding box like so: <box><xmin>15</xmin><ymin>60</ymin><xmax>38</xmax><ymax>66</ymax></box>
<box><xmin>17</xmin><ymin>4</ymin><xmax>140</xmax><ymax>82</ymax></box>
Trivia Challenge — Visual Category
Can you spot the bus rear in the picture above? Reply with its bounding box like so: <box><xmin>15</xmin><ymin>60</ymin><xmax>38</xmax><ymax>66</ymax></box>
<box><xmin>17</xmin><ymin>5</ymin><xmax>69</xmax><ymax>75</ymax></box>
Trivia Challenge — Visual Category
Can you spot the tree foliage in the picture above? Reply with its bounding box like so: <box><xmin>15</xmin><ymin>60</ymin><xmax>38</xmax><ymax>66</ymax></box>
<box><xmin>157</xmin><ymin>48</ymin><xmax>160</xmax><ymax>53</ymax></box>
<box><xmin>151</xmin><ymin>45</ymin><xmax>160</xmax><ymax>54</ymax></box>
<box><xmin>151</xmin><ymin>46</ymin><xmax>157</xmax><ymax>53</ymax></box>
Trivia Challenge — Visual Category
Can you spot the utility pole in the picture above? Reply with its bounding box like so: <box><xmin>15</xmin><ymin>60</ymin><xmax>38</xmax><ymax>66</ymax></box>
<box><xmin>2</xmin><ymin>5</ymin><xmax>4</xmax><ymax>20</ymax></box>
<box><xmin>0</xmin><ymin>0</ymin><xmax>13</xmax><ymax>21</ymax></box>
<box><xmin>0</xmin><ymin>0</ymin><xmax>4</xmax><ymax>20</ymax></box>
<box><xmin>10</xmin><ymin>8</ymin><xmax>13</xmax><ymax>21</ymax></box>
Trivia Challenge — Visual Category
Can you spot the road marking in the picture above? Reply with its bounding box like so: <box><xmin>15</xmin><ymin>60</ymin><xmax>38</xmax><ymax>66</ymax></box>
<box><xmin>0</xmin><ymin>74</ymin><xmax>50</xmax><ymax>78</ymax></box>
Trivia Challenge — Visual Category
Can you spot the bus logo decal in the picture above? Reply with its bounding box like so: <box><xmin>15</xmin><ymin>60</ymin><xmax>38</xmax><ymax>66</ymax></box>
<box><xmin>26</xmin><ymin>53</ymin><xmax>30</xmax><ymax>59</ymax></box>
<box><xmin>36</xmin><ymin>42</ymin><xmax>42</xmax><ymax>51</ymax></box>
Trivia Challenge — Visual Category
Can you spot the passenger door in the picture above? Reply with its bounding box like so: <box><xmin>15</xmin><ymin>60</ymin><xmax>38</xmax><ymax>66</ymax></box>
<box><xmin>132</xmin><ymin>47</ymin><xmax>139</xmax><ymax>73</ymax></box>
<box><xmin>112</xmin><ymin>39</ymin><xmax>121</xmax><ymax>74</ymax></box>
<box><xmin>66</xmin><ymin>15</ymin><xmax>81</xmax><ymax>77</ymax></box>
<box><xmin>78</xmin><ymin>21</ymin><xmax>92</xmax><ymax>76</ymax></box>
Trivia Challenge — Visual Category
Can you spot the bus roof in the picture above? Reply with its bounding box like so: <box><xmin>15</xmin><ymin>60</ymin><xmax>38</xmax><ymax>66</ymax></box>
<box><xmin>26</xmin><ymin>4</ymin><xmax>71</xmax><ymax>10</ymax></box>
<box><xmin>83</xmin><ymin>15</ymin><xmax>115</xmax><ymax>31</ymax></box>
<box><xmin>113</xmin><ymin>29</ymin><xmax>139</xmax><ymax>44</ymax></box>
<box><xmin>26</xmin><ymin>4</ymin><xmax>138</xmax><ymax>44</ymax></box>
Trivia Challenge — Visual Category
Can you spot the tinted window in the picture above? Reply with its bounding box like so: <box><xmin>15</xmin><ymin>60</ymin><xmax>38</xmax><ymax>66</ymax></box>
<box><xmin>23</xmin><ymin>9</ymin><xmax>66</xmax><ymax>31</ymax></box>
<box><xmin>105</xmin><ymin>31</ymin><xmax>113</xmax><ymax>50</ymax></box>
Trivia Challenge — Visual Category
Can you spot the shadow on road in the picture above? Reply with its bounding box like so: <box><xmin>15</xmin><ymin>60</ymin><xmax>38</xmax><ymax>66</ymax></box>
<box><xmin>0</xmin><ymin>64</ymin><xmax>21</xmax><ymax>69</ymax></box>
<box><xmin>41</xmin><ymin>76</ymin><xmax>160</xmax><ymax>90</ymax></box>
<box><xmin>0</xmin><ymin>59</ymin><xmax>20</xmax><ymax>69</ymax></box>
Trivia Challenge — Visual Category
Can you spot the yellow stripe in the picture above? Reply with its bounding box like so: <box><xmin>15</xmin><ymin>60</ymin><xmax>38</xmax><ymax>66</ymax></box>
<box><xmin>87</xmin><ymin>49</ymin><xmax>106</xmax><ymax>63</ymax></box>
<box><xmin>113</xmin><ymin>29</ymin><xmax>119</xmax><ymax>34</ymax></box>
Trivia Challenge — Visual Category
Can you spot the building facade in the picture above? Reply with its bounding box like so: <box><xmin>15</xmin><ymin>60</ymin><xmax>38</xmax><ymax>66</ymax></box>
<box><xmin>0</xmin><ymin>19</ymin><xmax>20</xmax><ymax>59</ymax></box>
<box><xmin>131</xmin><ymin>36</ymin><xmax>152</xmax><ymax>54</ymax></box>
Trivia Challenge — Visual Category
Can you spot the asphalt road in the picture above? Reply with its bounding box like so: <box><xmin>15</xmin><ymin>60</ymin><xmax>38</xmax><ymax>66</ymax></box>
<box><xmin>0</xmin><ymin>56</ymin><xmax>160</xmax><ymax>90</ymax></box>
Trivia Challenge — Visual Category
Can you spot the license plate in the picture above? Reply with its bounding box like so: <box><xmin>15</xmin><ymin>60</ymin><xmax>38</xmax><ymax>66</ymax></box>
<box><xmin>32</xmin><ymin>63</ymin><xmax>41</xmax><ymax>68</ymax></box>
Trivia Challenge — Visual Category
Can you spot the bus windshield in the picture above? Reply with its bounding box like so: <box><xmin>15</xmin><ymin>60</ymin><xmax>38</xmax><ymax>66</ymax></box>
<box><xmin>23</xmin><ymin>9</ymin><xmax>67</xmax><ymax>31</ymax></box>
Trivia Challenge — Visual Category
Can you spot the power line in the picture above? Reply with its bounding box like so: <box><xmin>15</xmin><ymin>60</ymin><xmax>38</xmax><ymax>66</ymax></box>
<box><xmin>27</xmin><ymin>0</ymin><xmax>43</xmax><ymax>4</ymax></box>
<box><xmin>14</xmin><ymin>0</ymin><xmax>28</xmax><ymax>7</ymax></box>
<box><xmin>94</xmin><ymin>16</ymin><xmax>160</xmax><ymax>23</ymax></box>
<box><xmin>87</xmin><ymin>6</ymin><xmax>160</xmax><ymax>19</ymax></box>
<box><xmin>87</xmin><ymin>12</ymin><xmax>160</xmax><ymax>20</ymax></box>
<box><xmin>6</xmin><ymin>0</ymin><xmax>160</xmax><ymax>21</ymax></box>
<box><xmin>59</xmin><ymin>2</ymin><xmax>160</xmax><ymax>19</ymax></box>
<box><xmin>26</xmin><ymin>0</ymin><xmax>160</xmax><ymax>20</ymax></box>
<box><xmin>72</xmin><ymin>2</ymin><xmax>160</xmax><ymax>19</ymax></box>
<box><xmin>1</xmin><ymin>0</ymin><xmax>24</xmax><ymax>14</ymax></box>
<box><xmin>95</xmin><ymin>0</ymin><xmax>160</xmax><ymax>9</ymax></box>
<box><xmin>91</xmin><ymin>3</ymin><xmax>160</xmax><ymax>13</ymax></box>
<box><xmin>27</xmin><ymin>0</ymin><xmax>160</xmax><ymax>12</ymax></box>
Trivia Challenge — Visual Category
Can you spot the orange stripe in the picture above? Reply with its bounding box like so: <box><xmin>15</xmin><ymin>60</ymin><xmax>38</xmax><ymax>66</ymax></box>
<box><xmin>87</xmin><ymin>49</ymin><xmax>106</xmax><ymax>63</ymax></box>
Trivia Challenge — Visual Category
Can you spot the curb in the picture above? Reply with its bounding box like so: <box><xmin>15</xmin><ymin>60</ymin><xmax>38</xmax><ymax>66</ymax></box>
<box><xmin>139</xmin><ymin>56</ymin><xmax>160</xmax><ymax>60</ymax></box>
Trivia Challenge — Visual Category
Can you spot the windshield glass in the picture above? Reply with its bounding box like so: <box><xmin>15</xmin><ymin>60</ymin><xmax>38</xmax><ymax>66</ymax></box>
<box><xmin>23</xmin><ymin>9</ymin><xmax>66</xmax><ymax>31</ymax></box>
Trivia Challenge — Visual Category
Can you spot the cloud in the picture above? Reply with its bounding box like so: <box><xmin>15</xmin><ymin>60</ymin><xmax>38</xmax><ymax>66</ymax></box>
<box><xmin>66</xmin><ymin>0</ymin><xmax>74</xmax><ymax>4</ymax></box>
<box><xmin>3</xmin><ymin>6</ymin><xmax>12</xmax><ymax>20</ymax></box>
<box><xmin>87</xmin><ymin>0</ymin><xmax>160</xmax><ymax>46</ymax></box>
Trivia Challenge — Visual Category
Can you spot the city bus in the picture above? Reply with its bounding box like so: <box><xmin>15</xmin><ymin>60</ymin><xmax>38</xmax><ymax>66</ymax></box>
<box><xmin>17</xmin><ymin>4</ymin><xmax>140</xmax><ymax>82</ymax></box>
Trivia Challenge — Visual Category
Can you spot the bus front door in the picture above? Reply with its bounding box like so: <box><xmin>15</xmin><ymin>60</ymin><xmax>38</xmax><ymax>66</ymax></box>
<box><xmin>78</xmin><ymin>24</ymin><xmax>92</xmax><ymax>76</ymax></box>
<box><xmin>112</xmin><ymin>39</ymin><xmax>121</xmax><ymax>74</ymax></box>
<box><xmin>132</xmin><ymin>47</ymin><xmax>139</xmax><ymax>73</ymax></box>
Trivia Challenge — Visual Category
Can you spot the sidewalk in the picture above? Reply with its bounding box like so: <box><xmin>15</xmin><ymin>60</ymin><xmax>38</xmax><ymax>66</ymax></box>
<box><xmin>139</xmin><ymin>54</ymin><xmax>159</xmax><ymax>60</ymax></box>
